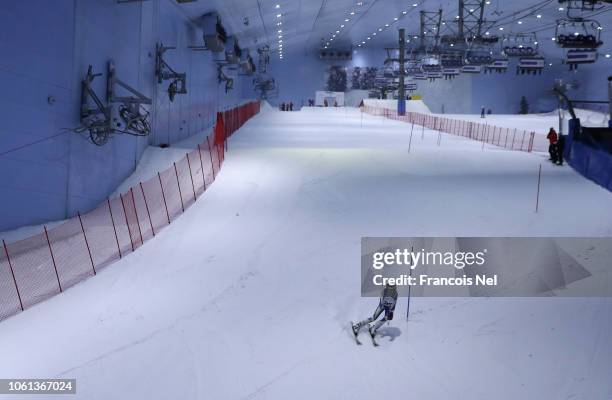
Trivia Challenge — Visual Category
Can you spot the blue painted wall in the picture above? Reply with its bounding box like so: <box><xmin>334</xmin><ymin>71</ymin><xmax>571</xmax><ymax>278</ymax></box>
<box><xmin>0</xmin><ymin>0</ymin><xmax>248</xmax><ymax>231</ymax></box>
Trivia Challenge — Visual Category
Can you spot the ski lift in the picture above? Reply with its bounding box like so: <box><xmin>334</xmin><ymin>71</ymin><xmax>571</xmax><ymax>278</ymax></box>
<box><xmin>517</xmin><ymin>56</ymin><xmax>545</xmax><ymax>75</ymax></box>
<box><xmin>461</xmin><ymin>64</ymin><xmax>483</xmax><ymax>74</ymax></box>
<box><xmin>565</xmin><ymin>49</ymin><xmax>599</xmax><ymax>70</ymax></box>
<box><xmin>465</xmin><ymin>41</ymin><xmax>494</xmax><ymax>66</ymax></box>
<box><xmin>484</xmin><ymin>57</ymin><xmax>509</xmax><ymax>74</ymax></box>
<box><xmin>502</xmin><ymin>33</ymin><xmax>539</xmax><ymax>57</ymax></box>
<box><xmin>555</xmin><ymin>18</ymin><xmax>603</xmax><ymax>49</ymax></box>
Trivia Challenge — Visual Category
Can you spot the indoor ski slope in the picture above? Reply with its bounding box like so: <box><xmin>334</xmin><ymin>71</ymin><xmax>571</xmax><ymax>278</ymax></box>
<box><xmin>1</xmin><ymin>106</ymin><xmax>611</xmax><ymax>400</ymax></box>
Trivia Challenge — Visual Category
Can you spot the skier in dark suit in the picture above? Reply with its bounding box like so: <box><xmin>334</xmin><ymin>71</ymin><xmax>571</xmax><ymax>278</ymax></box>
<box><xmin>352</xmin><ymin>283</ymin><xmax>398</xmax><ymax>338</ymax></box>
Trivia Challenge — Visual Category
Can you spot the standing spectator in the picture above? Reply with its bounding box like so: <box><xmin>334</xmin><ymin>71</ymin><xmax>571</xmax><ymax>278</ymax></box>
<box><xmin>324</xmin><ymin>99</ymin><xmax>328</xmax><ymax>107</ymax></box>
<box><xmin>547</xmin><ymin>127</ymin><xmax>558</xmax><ymax>163</ymax></box>
<box><xmin>487</xmin><ymin>109</ymin><xmax>492</xmax><ymax>115</ymax></box>
<box><xmin>556</xmin><ymin>133</ymin><xmax>565</xmax><ymax>166</ymax></box>
<box><xmin>480</xmin><ymin>106</ymin><xmax>486</xmax><ymax>118</ymax></box>
<box><xmin>289</xmin><ymin>101</ymin><xmax>293</xmax><ymax>111</ymax></box>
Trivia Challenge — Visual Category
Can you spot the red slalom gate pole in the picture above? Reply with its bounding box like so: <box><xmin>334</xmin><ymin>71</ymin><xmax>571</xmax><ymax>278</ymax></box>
<box><xmin>107</xmin><ymin>198</ymin><xmax>122</xmax><ymax>258</ymax></box>
<box><xmin>535</xmin><ymin>163</ymin><xmax>542</xmax><ymax>213</ymax></box>
<box><xmin>44</xmin><ymin>226</ymin><xmax>62</xmax><ymax>293</ymax></box>
<box><xmin>3</xmin><ymin>239</ymin><xmax>23</xmax><ymax>311</ymax></box>
<box><xmin>77</xmin><ymin>212</ymin><xmax>96</xmax><ymax>275</ymax></box>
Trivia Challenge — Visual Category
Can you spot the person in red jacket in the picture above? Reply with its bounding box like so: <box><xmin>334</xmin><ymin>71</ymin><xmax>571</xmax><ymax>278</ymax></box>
<box><xmin>547</xmin><ymin>127</ymin><xmax>558</xmax><ymax>163</ymax></box>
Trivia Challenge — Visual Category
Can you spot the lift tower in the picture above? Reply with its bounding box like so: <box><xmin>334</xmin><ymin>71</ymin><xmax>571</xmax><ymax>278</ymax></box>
<box><xmin>398</xmin><ymin>29</ymin><xmax>406</xmax><ymax>116</ymax></box>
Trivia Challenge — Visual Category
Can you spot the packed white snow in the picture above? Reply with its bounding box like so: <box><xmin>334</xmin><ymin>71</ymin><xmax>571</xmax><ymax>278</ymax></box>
<box><xmin>1</xmin><ymin>106</ymin><xmax>611</xmax><ymax>400</ymax></box>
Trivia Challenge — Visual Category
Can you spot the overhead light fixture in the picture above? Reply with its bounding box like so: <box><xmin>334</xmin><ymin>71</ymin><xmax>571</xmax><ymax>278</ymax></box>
<box><xmin>336</xmin><ymin>30</ymin><xmax>340</xmax><ymax>33</ymax></box>
<box><xmin>551</xmin><ymin>37</ymin><xmax>556</xmax><ymax>41</ymax></box>
<box><xmin>413</xmin><ymin>3</ymin><xmax>418</xmax><ymax>6</ymax></box>
<box><xmin>379</xmin><ymin>28</ymin><xmax>383</xmax><ymax>31</ymax></box>
<box><xmin>350</xmin><ymin>11</ymin><xmax>355</xmax><ymax>15</ymax></box>
<box><xmin>341</xmin><ymin>24</ymin><xmax>345</xmax><ymax>28</ymax></box>
<box><xmin>499</xmin><ymin>27</ymin><xmax>504</xmax><ymax>31</ymax></box>
<box><xmin>558</xmin><ymin>7</ymin><xmax>564</xmax><ymax>11</ymax></box>
<box><xmin>385</xmin><ymin>23</ymin><xmax>389</xmax><ymax>27</ymax></box>
<box><xmin>275</xmin><ymin>4</ymin><xmax>280</xmax><ymax>8</ymax></box>
<box><xmin>278</xmin><ymin>29</ymin><xmax>282</xmax><ymax>33</ymax></box>
<box><xmin>345</xmin><ymin>18</ymin><xmax>350</xmax><ymax>22</ymax></box>
<box><xmin>605</xmin><ymin>54</ymin><xmax>611</xmax><ymax>58</ymax></box>
<box><xmin>276</xmin><ymin>14</ymin><xmax>281</xmax><ymax>18</ymax></box>
<box><xmin>277</xmin><ymin>22</ymin><xmax>282</xmax><ymax>26</ymax></box>
<box><xmin>518</xmin><ymin>21</ymin><xmax>522</xmax><ymax>24</ymax></box>
<box><xmin>367</xmin><ymin>37</ymin><xmax>371</xmax><ymax>40</ymax></box>
<box><xmin>536</xmin><ymin>14</ymin><xmax>542</xmax><ymax>18</ymax></box>
<box><xmin>373</xmin><ymin>32</ymin><xmax>376</xmax><ymax>35</ymax></box>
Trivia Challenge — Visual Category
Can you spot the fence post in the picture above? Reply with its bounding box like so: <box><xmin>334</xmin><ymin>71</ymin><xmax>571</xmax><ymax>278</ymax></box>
<box><xmin>206</xmin><ymin>136</ymin><xmax>216</xmax><ymax>179</ymax></box>
<box><xmin>520</xmin><ymin>131</ymin><xmax>526</xmax><ymax>151</ymax></box>
<box><xmin>186</xmin><ymin>152</ymin><xmax>197</xmax><ymax>201</ymax></box>
<box><xmin>511</xmin><ymin>128</ymin><xmax>517</xmax><ymax>150</ymax></box>
<box><xmin>107</xmin><ymin>198</ymin><xmax>122</xmax><ymax>258</ymax></box>
<box><xmin>535</xmin><ymin>164</ymin><xmax>542</xmax><ymax>213</ymax></box>
<box><xmin>197</xmin><ymin>143</ymin><xmax>207</xmax><ymax>191</ymax></box>
<box><xmin>174</xmin><ymin>162</ymin><xmax>185</xmax><ymax>212</ymax></box>
<box><xmin>408</xmin><ymin>122</ymin><xmax>414</xmax><ymax>153</ymax></box>
<box><xmin>120</xmin><ymin>194</ymin><xmax>135</xmax><ymax>252</ymax></box>
<box><xmin>77</xmin><ymin>212</ymin><xmax>96</xmax><ymax>275</ymax></box>
<box><xmin>130</xmin><ymin>188</ymin><xmax>144</xmax><ymax>245</ymax></box>
<box><xmin>157</xmin><ymin>172</ymin><xmax>171</xmax><ymax>224</ymax></box>
<box><xmin>139</xmin><ymin>182</ymin><xmax>155</xmax><ymax>236</ymax></box>
<box><xmin>504</xmin><ymin>128</ymin><xmax>509</xmax><ymax>148</ymax></box>
<box><xmin>2</xmin><ymin>239</ymin><xmax>23</xmax><ymax>311</ymax></box>
<box><xmin>43</xmin><ymin>226</ymin><xmax>62</xmax><ymax>292</ymax></box>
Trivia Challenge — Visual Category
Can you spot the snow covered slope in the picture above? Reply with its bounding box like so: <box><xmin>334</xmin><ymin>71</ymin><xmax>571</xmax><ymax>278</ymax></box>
<box><xmin>443</xmin><ymin>108</ymin><xmax>609</xmax><ymax>135</ymax></box>
<box><xmin>0</xmin><ymin>108</ymin><xmax>611</xmax><ymax>400</ymax></box>
<box><xmin>363</xmin><ymin>98</ymin><xmax>432</xmax><ymax>114</ymax></box>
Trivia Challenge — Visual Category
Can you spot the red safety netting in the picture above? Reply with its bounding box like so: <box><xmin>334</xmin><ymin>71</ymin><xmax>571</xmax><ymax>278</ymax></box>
<box><xmin>0</xmin><ymin>101</ymin><xmax>261</xmax><ymax>322</ymax></box>
<box><xmin>361</xmin><ymin>105</ymin><xmax>547</xmax><ymax>153</ymax></box>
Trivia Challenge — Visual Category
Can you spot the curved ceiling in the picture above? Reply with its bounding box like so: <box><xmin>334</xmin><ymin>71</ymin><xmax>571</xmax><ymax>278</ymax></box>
<box><xmin>179</xmin><ymin>0</ymin><xmax>612</xmax><ymax>63</ymax></box>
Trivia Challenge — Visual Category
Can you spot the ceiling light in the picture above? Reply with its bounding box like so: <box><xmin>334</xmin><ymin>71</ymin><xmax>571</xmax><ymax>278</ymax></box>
<box><xmin>485</xmin><ymin>31</ymin><xmax>490</xmax><ymax>35</ymax></box>
<box><xmin>413</xmin><ymin>3</ymin><xmax>418</xmax><ymax>6</ymax></box>
<box><xmin>450</xmin><ymin>43</ymin><xmax>454</xmax><ymax>47</ymax></box>
<box><xmin>362</xmin><ymin>41</ymin><xmax>366</xmax><ymax>44</ymax></box>
<box><xmin>341</xmin><ymin>24</ymin><xmax>345</xmax><ymax>28</ymax></box>
<box><xmin>276</xmin><ymin>14</ymin><xmax>281</xmax><ymax>18</ymax></box>
<box><xmin>486</xmin><ymin>0</ymin><xmax>491</xmax><ymax>4</ymax></box>
<box><xmin>379</xmin><ymin>28</ymin><xmax>383</xmax><ymax>31</ymax></box>
<box><xmin>534</xmin><ymin>41</ymin><xmax>538</xmax><ymax>45</ymax></box>
<box><xmin>558</xmin><ymin>7</ymin><xmax>564</xmax><ymax>11</ymax></box>
<box><xmin>350</xmin><ymin>11</ymin><xmax>355</xmax><ymax>15</ymax></box>
<box><xmin>551</xmin><ymin>37</ymin><xmax>556</xmax><ymax>41</ymax></box>
<box><xmin>345</xmin><ymin>18</ymin><xmax>350</xmax><ymax>22</ymax></box>
<box><xmin>278</xmin><ymin>29</ymin><xmax>282</xmax><ymax>33</ymax></box>
<box><xmin>517</xmin><ymin>21</ymin><xmax>522</xmax><ymax>24</ymax></box>
<box><xmin>367</xmin><ymin>37</ymin><xmax>371</xmax><ymax>40</ymax></box>
<box><xmin>536</xmin><ymin>14</ymin><xmax>542</xmax><ymax>18</ymax></box>
<box><xmin>403</xmin><ymin>11</ymin><xmax>408</xmax><ymax>15</ymax></box>
<box><xmin>358</xmin><ymin>44</ymin><xmax>362</xmax><ymax>47</ymax></box>
<box><xmin>277</xmin><ymin>22</ymin><xmax>282</xmax><ymax>26</ymax></box>
<box><xmin>275</xmin><ymin>4</ymin><xmax>280</xmax><ymax>8</ymax></box>
<box><xmin>605</xmin><ymin>54</ymin><xmax>611</xmax><ymax>58</ymax></box>
<box><xmin>499</xmin><ymin>27</ymin><xmax>504</xmax><ymax>31</ymax></box>
<box><xmin>278</xmin><ymin>39</ymin><xmax>283</xmax><ymax>42</ymax></box>
<box><xmin>336</xmin><ymin>30</ymin><xmax>340</xmax><ymax>33</ymax></box>
<box><xmin>385</xmin><ymin>23</ymin><xmax>389</xmax><ymax>27</ymax></box>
